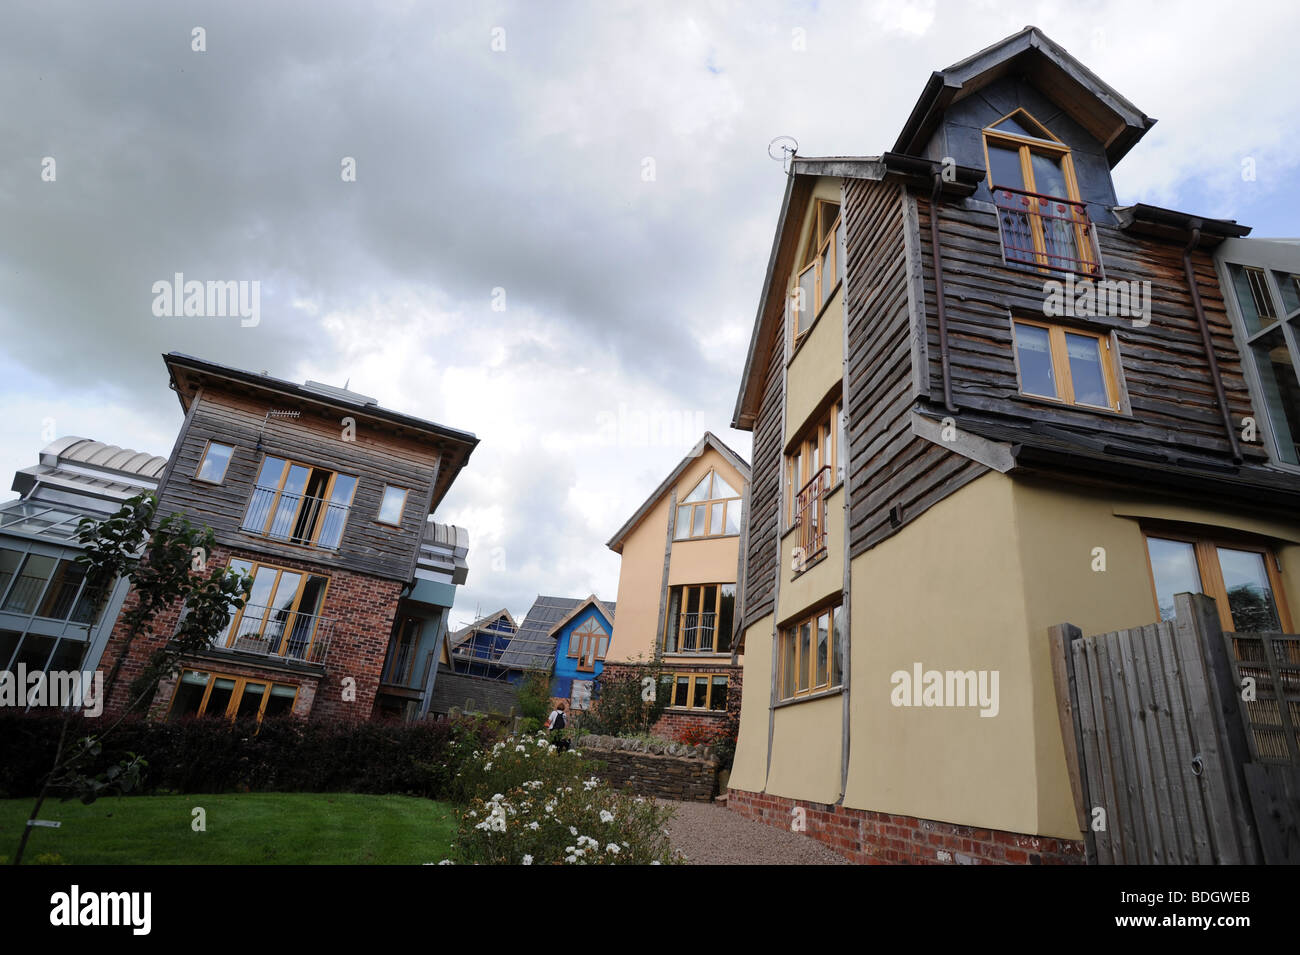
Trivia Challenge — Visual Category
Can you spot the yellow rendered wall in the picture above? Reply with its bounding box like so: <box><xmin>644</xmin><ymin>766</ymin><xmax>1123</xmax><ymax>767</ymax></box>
<box><xmin>728</xmin><ymin>615</ymin><xmax>773</xmax><ymax>793</ymax></box>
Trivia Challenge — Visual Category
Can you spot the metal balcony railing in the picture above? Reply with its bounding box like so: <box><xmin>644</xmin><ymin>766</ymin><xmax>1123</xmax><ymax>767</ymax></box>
<box><xmin>993</xmin><ymin>186</ymin><xmax>1101</xmax><ymax>277</ymax></box>
<box><xmin>219</xmin><ymin>602</ymin><xmax>335</xmax><ymax>665</ymax></box>
<box><xmin>241</xmin><ymin>485</ymin><xmax>350</xmax><ymax>549</ymax></box>
<box><xmin>677</xmin><ymin>612</ymin><xmax>718</xmax><ymax>652</ymax></box>
<box><xmin>794</xmin><ymin>466</ymin><xmax>830</xmax><ymax>568</ymax></box>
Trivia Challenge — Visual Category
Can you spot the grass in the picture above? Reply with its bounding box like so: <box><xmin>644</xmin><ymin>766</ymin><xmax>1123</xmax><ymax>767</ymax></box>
<box><xmin>0</xmin><ymin>793</ymin><xmax>457</xmax><ymax>865</ymax></box>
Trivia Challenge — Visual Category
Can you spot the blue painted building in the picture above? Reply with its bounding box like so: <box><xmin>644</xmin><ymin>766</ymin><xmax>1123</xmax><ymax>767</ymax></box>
<box><xmin>545</xmin><ymin>595</ymin><xmax>615</xmax><ymax>712</ymax></box>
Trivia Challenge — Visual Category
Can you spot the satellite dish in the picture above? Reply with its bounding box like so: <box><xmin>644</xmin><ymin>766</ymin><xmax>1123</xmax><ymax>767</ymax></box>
<box><xmin>768</xmin><ymin>135</ymin><xmax>799</xmax><ymax>171</ymax></box>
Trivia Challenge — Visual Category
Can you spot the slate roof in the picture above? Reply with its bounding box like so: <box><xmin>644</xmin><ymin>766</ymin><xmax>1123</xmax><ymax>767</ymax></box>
<box><xmin>499</xmin><ymin>595</ymin><xmax>616</xmax><ymax>670</ymax></box>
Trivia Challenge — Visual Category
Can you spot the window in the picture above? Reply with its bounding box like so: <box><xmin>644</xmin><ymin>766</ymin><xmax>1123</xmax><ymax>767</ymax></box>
<box><xmin>195</xmin><ymin>441</ymin><xmax>234</xmax><ymax>483</ymax></box>
<box><xmin>983</xmin><ymin>109</ymin><xmax>1098</xmax><ymax>276</ymax></box>
<box><xmin>664</xmin><ymin>671</ymin><xmax>729</xmax><ymax>711</ymax></box>
<box><xmin>1225</xmin><ymin>264</ymin><xmax>1300</xmax><ymax>466</ymax></box>
<box><xmin>382</xmin><ymin>616</ymin><xmax>422</xmax><ymax>686</ymax></box>
<box><xmin>785</xmin><ymin>401</ymin><xmax>841</xmax><ymax>562</ymax></box>
<box><xmin>167</xmin><ymin>668</ymin><xmax>298</xmax><ymax>722</ymax></box>
<box><xmin>220</xmin><ymin>559</ymin><xmax>332</xmax><ymax>663</ymax></box>
<box><xmin>242</xmin><ymin>456</ymin><xmax>358</xmax><ymax>549</ymax></box>
<box><xmin>0</xmin><ymin>551</ymin><xmax>98</xmax><ymax>624</ymax></box>
<box><xmin>791</xmin><ymin>200</ymin><xmax>843</xmax><ymax>347</ymax></box>
<box><xmin>663</xmin><ymin>583</ymin><xmax>735</xmax><ymax>654</ymax></box>
<box><xmin>568</xmin><ymin>617</ymin><xmax>610</xmax><ymax>672</ymax></box>
<box><xmin>377</xmin><ymin>485</ymin><xmax>409</xmax><ymax>526</ymax></box>
<box><xmin>777</xmin><ymin>604</ymin><xmax>843</xmax><ymax>701</ymax></box>
<box><xmin>1012</xmin><ymin>318</ymin><xmax>1121</xmax><ymax>411</ymax></box>
<box><xmin>1144</xmin><ymin>530</ymin><xmax>1292</xmax><ymax>634</ymax></box>
<box><xmin>674</xmin><ymin>470</ymin><xmax>742</xmax><ymax>540</ymax></box>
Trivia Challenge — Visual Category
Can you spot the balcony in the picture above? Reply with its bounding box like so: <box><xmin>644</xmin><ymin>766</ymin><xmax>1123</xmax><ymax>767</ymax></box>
<box><xmin>793</xmin><ymin>465</ymin><xmax>830</xmax><ymax>570</ymax></box>
<box><xmin>241</xmin><ymin>484</ymin><xmax>350</xmax><ymax>550</ymax></box>
<box><xmin>677</xmin><ymin>612</ymin><xmax>718</xmax><ymax>652</ymax></box>
<box><xmin>215</xmin><ymin>602</ymin><xmax>335</xmax><ymax>666</ymax></box>
<box><xmin>993</xmin><ymin>186</ymin><xmax>1101</xmax><ymax>277</ymax></box>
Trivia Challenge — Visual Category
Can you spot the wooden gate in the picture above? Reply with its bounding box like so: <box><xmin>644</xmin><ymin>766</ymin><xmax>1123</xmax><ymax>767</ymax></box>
<box><xmin>1049</xmin><ymin>591</ymin><xmax>1300</xmax><ymax>864</ymax></box>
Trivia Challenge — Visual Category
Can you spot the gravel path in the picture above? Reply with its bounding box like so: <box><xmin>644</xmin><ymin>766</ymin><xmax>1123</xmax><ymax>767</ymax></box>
<box><xmin>661</xmin><ymin>799</ymin><xmax>850</xmax><ymax>865</ymax></box>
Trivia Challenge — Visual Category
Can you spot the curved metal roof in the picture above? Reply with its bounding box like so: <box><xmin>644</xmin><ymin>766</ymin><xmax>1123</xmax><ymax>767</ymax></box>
<box><xmin>43</xmin><ymin>437</ymin><xmax>168</xmax><ymax>479</ymax></box>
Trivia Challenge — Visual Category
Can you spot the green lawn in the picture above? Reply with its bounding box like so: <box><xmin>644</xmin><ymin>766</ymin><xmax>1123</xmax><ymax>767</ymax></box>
<box><xmin>0</xmin><ymin>793</ymin><xmax>457</xmax><ymax>865</ymax></box>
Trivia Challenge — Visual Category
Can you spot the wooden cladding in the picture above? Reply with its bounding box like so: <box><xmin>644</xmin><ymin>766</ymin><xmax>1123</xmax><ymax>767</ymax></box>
<box><xmin>914</xmin><ymin>195</ymin><xmax>1257</xmax><ymax>459</ymax></box>
<box><xmin>157</xmin><ymin>388</ymin><xmax>440</xmax><ymax>581</ymax></box>
<box><xmin>844</xmin><ymin>179</ymin><xmax>987</xmax><ymax>558</ymax></box>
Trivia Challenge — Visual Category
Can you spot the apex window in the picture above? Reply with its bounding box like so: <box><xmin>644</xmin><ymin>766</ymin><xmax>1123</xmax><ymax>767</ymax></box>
<box><xmin>674</xmin><ymin>469</ymin><xmax>742</xmax><ymax>540</ymax></box>
<box><xmin>1012</xmin><ymin>318</ymin><xmax>1121</xmax><ymax>411</ymax></box>
<box><xmin>568</xmin><ymin>617</ymin><xmax>610</xmax><ymax>672</ymax></box>
<box><xmin>983</xmin><ymin>109</ymin><xmax>1099</xmax><ymax>276</ymax></box>
<box><xmin>242</xmin><ymin>456</ymin><xmax>358</xmax><ymax>549</ymax></box>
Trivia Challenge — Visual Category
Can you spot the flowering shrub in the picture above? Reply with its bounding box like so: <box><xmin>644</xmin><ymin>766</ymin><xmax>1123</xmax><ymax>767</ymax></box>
<box><xmin>444</xmin><ymin>733</ymin><xmax>681</xmax><ymax>865</ymax></box>
<box><xmin>676</xmin><ymin>725</ymin><xmax>720</xmax><ymax>747</ymax></box>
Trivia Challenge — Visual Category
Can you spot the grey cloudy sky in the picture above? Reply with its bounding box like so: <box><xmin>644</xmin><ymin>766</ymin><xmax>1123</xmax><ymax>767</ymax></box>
<box><xmin>3</xmin><ymin>0</ymin><xmax>1298</xmax><ymax>625</ymax></box>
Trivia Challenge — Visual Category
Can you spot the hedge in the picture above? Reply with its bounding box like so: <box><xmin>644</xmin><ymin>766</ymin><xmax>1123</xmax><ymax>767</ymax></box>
<box><xmin>0</xmin><ymin>712</ymin><xmax>498</xmax><ymax>799</ymax></box>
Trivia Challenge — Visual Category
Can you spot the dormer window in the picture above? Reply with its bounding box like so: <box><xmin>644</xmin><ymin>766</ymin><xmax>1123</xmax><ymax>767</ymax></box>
<box><xmin>983</xmin><ymin>109</ymin><xmax>1100</xmax><ymax>276</ymax></box>
<box><xmin>791</xmin><ymin>200</ymin><xmax>843</xmax><ymax>348</ymax></box>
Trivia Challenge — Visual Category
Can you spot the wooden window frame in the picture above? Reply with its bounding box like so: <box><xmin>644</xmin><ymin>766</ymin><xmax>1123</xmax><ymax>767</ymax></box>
<box><xmin>244</xmin><ymin>455</ymin><xmax>359</xmax><ymax>549</ymax></box>
<box><xmin>673</xmin><ymin>469</ymin><xmax>743</xmax><ymax>541</ymax></box>
<box><xmin>663</xmin><ymin>583</ymin><xmax>735</xmax><ymax>654</ymax></box>
<box><xmin>194</xmin><ymin>440</ymin><xmax>235</xmax><ymax>485</ymax></box>
<box><xmin>785</xmin><ymin>399</ymin><xmax>841</xmax><ymax>530</ymax></box>
<box><xmin>1011</xmin><ymin>316</ymin><xmax>1123</xmax><ymax>412</ymax></box>
<box><xmin>1142</xmin><ymin>527</ymin><xmax>1293</xmax><ymax>634</ymax></box>
<box><xmin>376</xmin><ymin>484</ymin><xmax>409</xmax><ymax>527</ymax></box>
<box><xmin>791</xmin><ymin>199</ymin><xmax>843</xmax><ymax>350</ymax></box>
<box><xmin>222</xmin><ymin>558</ymin><xmax>332</xmax><ymax>661</ymax></box>
<box><xmin>982</xmin><ymin>109</ymin><xmax>1096</xmax><ymax>275</ymax></box>
<box><xmin>777</xmin><ymin>604</ymin><xmax>842</xmax><ymax>702</ymax></box>
<box><xmin>666</xmin><ymin>671</ymin><xmax>729</xmax><ymax>711</ymax></box>
<box><xmin>568</xmin><ymin>617</ymin><xmax>610</xmax><ymax>672</ymax></box>
<box><xmin>166</xmin><ymin>668</ymin><xmax>299</xmax><ymax>724</ymax></box>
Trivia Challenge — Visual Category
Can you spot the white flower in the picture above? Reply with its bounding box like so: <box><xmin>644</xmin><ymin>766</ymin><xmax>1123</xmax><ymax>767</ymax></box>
<box><xmin>438</xmin><ymin>860</ymin><xmax>455</xmax><ymax>865</ymax></box>
<box><xmin>569</xmin><ymin>826</ymin><xmax>578</xmax><ymax>836</ymax></box>
<box><xmin>522</xmin><ymin>855</ymin><xmax>533</xmax><ymax>866</ymax></box>
<box><xmin>528</xmin><ymin>821</ymin><xmax>539</xmax><ymax>831</ymax></box>
<box><xmin>599</xmin><ymin>810</ymin><xmax>615</xmax><ymax>824</ymax></box>
<box><xmin>516</xmin><ymin>745</ymin><xmax>526</xmax><ymax>753</ymax></box>
<box><xmin>606</xmin><ymin>844</ymin><xmax>620</xmax><ymax>854</ymax></box>
<box><xmin>484</xmin><ymin>762</ymin><xmax>492</xmax><ymax>771</ymax></box>
<box><xmin>565</xmin><ymin>854</ymin><xmax>578</xmax><ymax>863</ymax></box>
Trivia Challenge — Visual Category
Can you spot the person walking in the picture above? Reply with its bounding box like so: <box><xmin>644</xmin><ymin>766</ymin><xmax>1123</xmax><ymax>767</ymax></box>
<box><xmin>545</xmin><ymin>700</ymin><xmax>570</xmax><ymax>752</ymax></box>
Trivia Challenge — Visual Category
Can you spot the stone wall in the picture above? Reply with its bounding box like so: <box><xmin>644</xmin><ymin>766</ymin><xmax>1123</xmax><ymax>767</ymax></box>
<box><xmin>577</xmin><ymin>734</ymin><xmax>719</xmax><ymax>803</ymax></box>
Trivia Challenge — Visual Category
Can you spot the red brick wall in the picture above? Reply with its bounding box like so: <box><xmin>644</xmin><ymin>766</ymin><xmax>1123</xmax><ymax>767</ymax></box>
<box><xmin>727</xmin><ymin>788</ymin><xmax>1085</xmax><ymax>865</ymax></box>
<box><xmin>99</xmin><ymin>544</ymin><xmax>402</xmax><ymax>723</ymax></box>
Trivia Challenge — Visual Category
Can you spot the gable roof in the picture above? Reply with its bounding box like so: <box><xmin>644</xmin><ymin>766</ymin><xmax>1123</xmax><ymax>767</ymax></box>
<box><xmin>449</xmin><ymin>608</ymin><xmax>518</xmax><ymax>645</ymax></box>
<box><xmin>499</xmin><ymin>594</ymin><xmax>617</xmax><ymax>669</ymax></box>
<box><xmin>546</xmin><ymin>594</ymin><xmax>616</xmax><ymax>637</ymax></box>
<box><xmin>606</xmin><ymin>431</ymin><xmax>751</xmax><ymax>554</ymax></box>
<box><xmin>893</xmin><ymin>25</ymin><xmax>1156</xmax><ymax>168</ymax></box>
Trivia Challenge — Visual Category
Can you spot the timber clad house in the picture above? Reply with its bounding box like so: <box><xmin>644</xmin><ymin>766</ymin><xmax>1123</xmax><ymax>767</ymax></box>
<box><xmin>604</xmin><ymin>432</ymin><xmax>748</xmax><ymax>739</ymax></box>
<box><xmin>726</xmin><ymin>27</ymin><xmax>1300</xmax><ymax>863</ymax></box>
<box><xmin>100</xmin><ymin>352</ymin><xmax>478</xmax><ymax>724</ymax></box>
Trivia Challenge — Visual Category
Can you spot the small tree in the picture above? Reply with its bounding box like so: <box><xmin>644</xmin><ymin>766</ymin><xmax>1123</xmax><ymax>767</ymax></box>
<box><xmin>583</xmin><ymin>657</ymin><xmax>668</xmax><ymax>737</ymax></box>
<box><xmin>517</xmin><ymin>666</ymin><xmax>554</xmax><ymax>725</ymax></box>
<box><xmin>11</xmin><ymin>492</ymin><xmax>251</xmax><ymax>865</ymax></box>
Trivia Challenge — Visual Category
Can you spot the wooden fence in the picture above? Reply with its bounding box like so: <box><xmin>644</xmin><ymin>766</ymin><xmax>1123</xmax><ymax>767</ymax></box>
<box><xmin>1049</xmin><ymin>592</ymin><xmax>1300</xmax><ymax>864</ymax></box>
